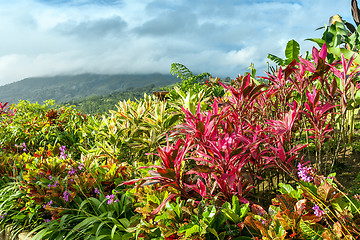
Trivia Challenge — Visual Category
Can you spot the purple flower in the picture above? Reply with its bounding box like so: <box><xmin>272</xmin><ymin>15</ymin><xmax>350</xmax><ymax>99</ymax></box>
<box><xmin>52</xmin><ymin>181</ymin><xmax>58</xmax><ymax>188</ymax></box>
<box><xmin>21</xmin><ymin>142</ymin><xmax>27</xmax><ymax>152</ymax></box>
<box><xmin>43</xmin><ymin>200</ymin><xmax>53</xmax><ymax>209</ymax></box>
<box><xmin>63</xmin><ymin>190</ymin><xmax>71</xmax><ymax>202</ymax></box>
<box><xmin>49</xmin><ymin>175</ymin><xmax>52</xmax><ymax>180</ymax></box>
<box><xmin>15</xmin><ymin>143</ymin><xmax>26</xmax><ymax>152</ymax></box>
<box><xmin>78</xmin><ymin>163</ymin><xmax>84</xmax><ymax>170</ymax></box>
<box><xmin>105</xmin><ymin>194</ymin><xmax>116</xmax><ymax>204</ymax></box>
<box><xmin>0</xmin><ymin>213</ymin><xmax>7</xmax><ymax>219</ymax></box>
<box><xmin>47</xmin><ymin>183</ymin><xmax>52</xmax><ymax>189</ymax></box>
<box><xmin>313</xmin><ymin>204</ymin><xmax>325</xmax><ymax>217</ymax></box>
<box><xmin>68</xmin><ymin>168</ymin><xmax>77</xmax><ymax>176</ymax></box>
<box><xmin>94</xmin><ymin>188</ymin><xmax>100</xmax><ymax>195</ymax></box>
<box><xmin>297</xmin><ymin>163</ymin><xmax>314</xmax><ymax>182</ymax></box>
<box><xmin>59</xmin><ymin>146</ymin><xmax>68</xmax><ymax>159</ymax></box>
<box><xmin>44</xmin><ymin>219</ymin><xmax>51</xmax><ymax>223</ymax></box>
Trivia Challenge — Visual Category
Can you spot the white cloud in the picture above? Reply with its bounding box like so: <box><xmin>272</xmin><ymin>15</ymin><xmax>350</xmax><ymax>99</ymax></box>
<box><xmin>225</xmin><ymin>48</ymin><xmax>258</xmax><ymax>65</ymax></box>
<box><xmin>0</xmin><ymin>0</ymin><xmax>355</xmax><ymax>85</ymax></box>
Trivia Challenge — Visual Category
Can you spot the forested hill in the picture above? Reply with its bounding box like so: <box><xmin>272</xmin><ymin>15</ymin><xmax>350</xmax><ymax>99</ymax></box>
<box><xmin>65</xmin><ymin>84</ymin><xmax>164</xmax><ymax>114</ymax></box>
<box><xmin>0</xmin><ymin>73</ymin><xmax>179</xmax><ymax>104</ymax></box>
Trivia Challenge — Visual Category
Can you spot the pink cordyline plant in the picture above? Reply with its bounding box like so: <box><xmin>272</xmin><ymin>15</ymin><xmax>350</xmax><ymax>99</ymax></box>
<box><xmin>175</xmin><ymin>92</ymin><xmax>305</xmax><ymax>201</ymax></box>
<box><xmin>301</xmin><ymin>86</ymin><xmax>337</xmax><ymax>170</ymax></box>
<box><xmin>219</xmin><ymin>74</ymin><xmax>266</xmax><ymax>127</ymax></box>
<box><xmin>0</xmin><ymin>102</ymin><xmax>16</xmax><ymax>116</ymax></box>
<box><xmin>266</xmin><ymin>100</ymin><xmax>300</xmax><ymax>144</ymax></box>
<box><xmin>121</xmin><ymin>138</ymin><xmax>196</xmax><ymax>214</ymax></box>
<box><xmin>122</xmin><ymin>49</ymin><xmax>343</xmax><ymax>211</ymax></box>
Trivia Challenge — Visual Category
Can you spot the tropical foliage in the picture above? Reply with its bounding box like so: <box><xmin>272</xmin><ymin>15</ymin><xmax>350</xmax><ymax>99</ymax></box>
<box><xmin>2</xmin><ymin>9</ymin><xmax>360</xmax><ymax>240</ymax></box>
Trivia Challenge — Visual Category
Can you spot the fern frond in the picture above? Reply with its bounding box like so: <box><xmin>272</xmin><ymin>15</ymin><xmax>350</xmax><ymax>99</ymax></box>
<box><xmin>170</xmin><ymin>63</ymin><xmax>194</xmax><ymax>81</ymax></box>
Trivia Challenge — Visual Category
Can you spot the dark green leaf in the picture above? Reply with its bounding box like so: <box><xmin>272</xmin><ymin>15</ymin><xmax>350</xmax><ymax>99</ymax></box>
<box><xmin>268</xmin><ymin>54</ymin><xmax>285</xmax><ymax>66</ymax></box>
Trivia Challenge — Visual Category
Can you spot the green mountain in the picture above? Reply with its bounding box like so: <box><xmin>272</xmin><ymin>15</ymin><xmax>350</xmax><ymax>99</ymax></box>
<box><xmin>0</xmin><ymin>73</ymin><xmax>179</xmax><ymax>104</ymax></box>
<box><xmin>65</xmin><ymin>84</ymin><xmax>165</xmax><ymax>114</ymax></box>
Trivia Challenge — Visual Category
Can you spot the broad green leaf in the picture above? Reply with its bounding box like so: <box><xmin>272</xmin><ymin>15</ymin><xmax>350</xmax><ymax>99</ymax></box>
<box><xmin>239</xmin><ymin>203</ymin><xmax>249</xmax><ymax>219</ymax></box>
<box><xmin>178</xmin><ymin>223</ymin><xmax>195</xmax><ymax>233</ymax></box>
<box><xmin>222</xmin><ymin>209</ymin><xmax>241</xmax><ymax>223</ymax></box>
<box><xmin>221</xmin><ymin>202</ymin><xmax>231</xmax><ymax>210</ymax></box>
<box><xmin>203</xmin><ymin>205</ymin><xmax>216</xmax><ymax>219</ymax></box>
<box><xmin>207</xmin><ymin>228</ymin><xmax>220</xmax><ymax>240</ymax></box>
<box><xmin>232</xmin><ymin>195</ymin><xmax>240</xmax><ymax>213</ymax></box>
<box><xmin>306</xmin><ymin>38</ymin><xmax>325</xmax><ymax>47</ymax></box>
<box><xmin>333</xmin><ymin>34</ymin><xmax>342</xmax><ymax>47</ymax></box>
<box><xmin>118</xmin><ymin>218</ymin><xmax>130</xmax><ymax>229</ymax></box>
<box><xmin>331</xmin><ymin>197</ymin><xmax>347</xmax><ymax>213</ymax></box>
<box><xmin>278</xmin><ymin>183</ymin><xmax>295</xmax><ymax>195</ymax></box>
<box><xmin>284</xmin><ymin>39</ymin><xmax>300</xmax><ymax>62</ymax></box>
<box><xmin>327</xmin><ymin>47</ymin><xmax>360</xmax><ymax>64</ymax></box>
<box><xmin>334</xmin><ymin>21</ymin><xmax>348</xmax><ymax>36</ymax></box>
<box><xmin>279</xmin><ymin>183</ymin><xmax>303</xmax><ymax>200</ymax></box>
<box><xmin>301</xmin><ymin>181</ymin><xmax>318</xmax><ymax>196</ymax></box>
<box><xmin>11</xmin><ymin>215</ymin><xmax>26</xmax><ymax>220</ymax></box>
<box><xmin>299</xmin><ymin>220</ymin><xmax>324</xmax><ymax>240</ymax></box>
<box><xmin>185</xmin><ymin>225</ymin><xmax>201</xmax><ymax>238</ymax></box>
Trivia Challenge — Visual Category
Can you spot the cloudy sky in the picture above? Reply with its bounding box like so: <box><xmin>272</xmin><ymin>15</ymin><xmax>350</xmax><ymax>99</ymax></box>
<box><xmin>0</xmin><ymin>0</ymin><xmax>354</xmax><ymax>85</ymax></box>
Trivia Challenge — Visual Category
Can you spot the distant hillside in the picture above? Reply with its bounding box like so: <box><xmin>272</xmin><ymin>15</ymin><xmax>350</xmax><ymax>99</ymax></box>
<box><xmin>65</xmin><ymin>84</ymin><xmax>164</xmax><ymax>114</ymax></box>
<box><xmin>0</xmin><ymin>73</ymin><xmax>179</xmax><ymax>104</ymax></box>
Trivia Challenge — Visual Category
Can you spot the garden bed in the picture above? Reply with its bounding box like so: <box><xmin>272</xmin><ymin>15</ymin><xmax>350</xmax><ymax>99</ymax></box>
<box><xmin>2</xmin><ymin>17</ymin><xmax>360</xmax><ymax>239</ymax></box>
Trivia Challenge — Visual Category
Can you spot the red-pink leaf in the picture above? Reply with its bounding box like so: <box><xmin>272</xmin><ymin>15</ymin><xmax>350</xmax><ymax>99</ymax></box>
<box><xmin>312</xmin><ymin>46</ymin><xmax>320</xmax><ymax>64</ymax></box>
<box><xmin>299</xmin><ymin>57</ymin><xmax>316</xmax><ymax>72</ymax></box>
<box><xmin>119</xmin><ymin>178</ymin><xmax>142</xmax><ymax>186</ymax></box>
<box><xmin>319</xmin><ymin>43</ymin><xmax>327</xmax><ymax>60</ymax></box>
<box><xmin>151</xmin><ymin>193</ymin><xmax>177</xmax><ymax>215</ymax></box>
<box><xmin>195</xmin><ymin>179</ymin><xmax>207</xmax><ymax>197</ymax></box>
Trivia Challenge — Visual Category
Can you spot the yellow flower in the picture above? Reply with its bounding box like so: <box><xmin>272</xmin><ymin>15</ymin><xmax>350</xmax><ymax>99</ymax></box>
<box><xmin>329</xmin><ymin>14</ymin><xmax>343</xmax><ymax>25</ymax></box>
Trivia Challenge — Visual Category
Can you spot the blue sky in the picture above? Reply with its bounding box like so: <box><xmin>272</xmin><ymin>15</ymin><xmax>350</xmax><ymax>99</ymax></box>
<box><xmin>0</xmin><ymin>0</ymin><xmax>354</xmax><ymax>85</ymax></box>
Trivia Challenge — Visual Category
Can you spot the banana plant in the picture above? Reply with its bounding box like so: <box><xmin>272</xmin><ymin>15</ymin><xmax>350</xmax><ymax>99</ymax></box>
<box><xmin>268</xmin><ymin>39</ymin><xmax>301</xmax><ymax>67</ymax></box>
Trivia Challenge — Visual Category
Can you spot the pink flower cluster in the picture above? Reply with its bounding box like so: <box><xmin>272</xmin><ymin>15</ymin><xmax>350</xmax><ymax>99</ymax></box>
<box><xmin>313</xmin><ymin>204</ymin><xmax>325</xmax><ymax>217</ymax></box>
<box><xmin>63</xmin><ymin>190</ymin><xmax>71</xmax><ymax>202</ymax></box>
<box><xmin>105</xmin><ymin>194</ymin><xmax>119</xmax><ymax>204</ymax></box>
<box><xmin>15</xmin><ymin>142</ymin><xmax>27</xmax><ymax>152</ymax></box>
<box><xmin>297</xmin><ymin>163</ymin><xmax>314</xmax><ymax>182</ymax></box>
<box><xmin>43</xmin><ymin>200</ymin><xmax>53</xmax><ymax>209</ymax></box>
<box><xmin>59</xmin><ymin>145</ymin><xmax>67</xmax><ymax>159</ymax></box>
